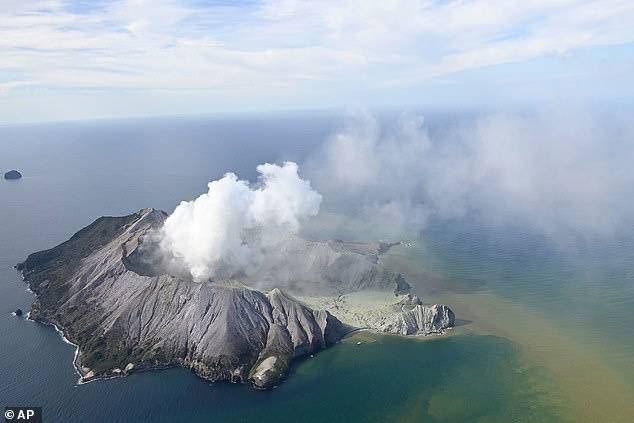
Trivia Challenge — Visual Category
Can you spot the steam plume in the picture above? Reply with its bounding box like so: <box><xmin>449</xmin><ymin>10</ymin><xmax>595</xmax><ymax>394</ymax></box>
<box><xmin>160</xmin><ymin>108</ymin><xmax>634</xmax><ymax>283</ymax></box>
<box><xmin>305</xmin><ymin>109</ymin><xmax>634</xmax><ymax>242</ymax></box>
<box><xmin>160</xmin><ymin>161</ymin><xmax>321</xmax><ymax>281</ymax></box>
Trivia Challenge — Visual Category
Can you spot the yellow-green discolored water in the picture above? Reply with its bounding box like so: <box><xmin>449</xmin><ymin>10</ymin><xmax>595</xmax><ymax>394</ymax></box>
<box><xmin>381</xmin><ymin>235</ymin><xmax>634</xmax><ymax>423</ymax></box>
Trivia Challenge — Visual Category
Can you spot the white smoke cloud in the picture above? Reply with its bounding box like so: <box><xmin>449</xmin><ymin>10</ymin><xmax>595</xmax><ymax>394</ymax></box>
<box><xmin>158</xmin><ymin>109</ymin><xmax>634</xmax><ymax>284</ymax></box>
<box><xmin>160</xmin><ymin>161</ymin><xmax>321</xmax><ymax>281</ymax></box>
<box><xmin>305</xmin><ymin>109</ymin><xmax>634</xmax><ymax>243</ymax></box>
<box><xmin>304</xmin><ymin>111</ymin><xmax>434</xmax><ymax>239</ymax></box>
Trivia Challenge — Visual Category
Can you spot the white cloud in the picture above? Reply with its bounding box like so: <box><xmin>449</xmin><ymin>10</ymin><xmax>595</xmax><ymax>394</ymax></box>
<box><xmin>0</xmin><ymin>0</ymin><xmax>633</xmax><ymax>121</ymax></box>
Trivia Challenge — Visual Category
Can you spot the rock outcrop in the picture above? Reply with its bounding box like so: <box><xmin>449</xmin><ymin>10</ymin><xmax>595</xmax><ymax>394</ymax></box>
<box><xmin>380</xmin><ymin>304</ymin><xmax>455</xmax><ymax>335</ymax></box>
<box><xmin>4</xmin><ymin>170</ymin><xmax>22</xmax><ymax>180</ymax></box>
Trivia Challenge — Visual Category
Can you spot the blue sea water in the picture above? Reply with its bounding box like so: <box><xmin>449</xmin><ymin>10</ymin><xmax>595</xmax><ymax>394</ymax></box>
<box><xmin>0</xmin><ymin>114</ymin><xmax>632</xmax><ymax>422</ymax></box>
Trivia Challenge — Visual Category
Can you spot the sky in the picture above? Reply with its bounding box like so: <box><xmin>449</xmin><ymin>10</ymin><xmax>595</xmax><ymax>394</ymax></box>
<box><xmin>0</xmin><ymin>0</ymin><xmax>633</xmax><ymax>123</ymax></box>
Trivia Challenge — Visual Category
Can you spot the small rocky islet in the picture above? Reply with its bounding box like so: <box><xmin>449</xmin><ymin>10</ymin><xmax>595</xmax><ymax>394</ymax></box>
<box><xmin>4</xmin><ymin>170</ymin><xmax>22</xmax><ymax>180</ymax></box>
<box><xmin>17</xmin><ymin>208</ymin><xmax>454</xmax><ymax>389</ymax></box>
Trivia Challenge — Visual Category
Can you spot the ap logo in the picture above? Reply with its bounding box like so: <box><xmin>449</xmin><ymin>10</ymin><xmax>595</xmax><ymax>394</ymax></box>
<box><xmin>4</xmin><ymin>407</ymin><xmax>42</xmax><ymax>423</ymax></box>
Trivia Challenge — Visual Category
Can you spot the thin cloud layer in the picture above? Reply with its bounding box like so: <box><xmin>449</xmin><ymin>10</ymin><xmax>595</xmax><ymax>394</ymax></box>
<box><xmin>1</xmin><ymin>1</ymin><xmax>633</xmax><ymax>121</ymax></box>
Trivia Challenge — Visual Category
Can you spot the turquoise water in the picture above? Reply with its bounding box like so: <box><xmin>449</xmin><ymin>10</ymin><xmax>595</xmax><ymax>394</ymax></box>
<box><xmin>216</xmin><ymin>334</ymin><xmax>561</xmax><ymax>423</ymax></box>
<box><xmin>1</xmin><ymin>115</ymin><xmax>632</xmax><ymax>422</ymax></box>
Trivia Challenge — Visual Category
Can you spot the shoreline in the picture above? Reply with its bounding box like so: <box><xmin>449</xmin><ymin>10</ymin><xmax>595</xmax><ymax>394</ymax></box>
<box><xmin>25</xmin><ymin>313</ymin><xmax>88</xmax><ymax>385</ymax></box>
<box><xmin>18</xmin><ymin>267</ymin><xmax>99</xmax><ymax>386</ymax></box>
<box><xmin>21</xmin><ymin>289</ymin><xmax>451</xmax><ymax>389</ymax></box>
<box><xmin>16</xmin><ymin>259</ymin><xmax>452</xmax><ymax>389</ymax></box>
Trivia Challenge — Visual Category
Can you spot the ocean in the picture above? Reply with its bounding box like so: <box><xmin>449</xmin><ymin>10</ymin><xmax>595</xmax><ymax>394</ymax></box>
<box><xmin>1</xmin><ymin>114</ymin><xmax>633</xmax><ymax>422</ymax></box>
